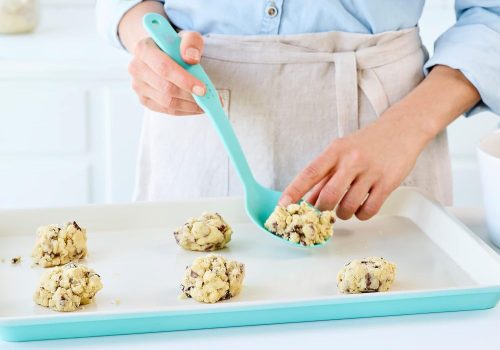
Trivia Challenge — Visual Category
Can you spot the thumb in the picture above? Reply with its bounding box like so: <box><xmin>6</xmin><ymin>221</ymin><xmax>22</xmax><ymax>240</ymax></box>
<box><xmin>179</xmin><ymin>31</ymin><xmax>204</xmax><ymax>65</ymax></box>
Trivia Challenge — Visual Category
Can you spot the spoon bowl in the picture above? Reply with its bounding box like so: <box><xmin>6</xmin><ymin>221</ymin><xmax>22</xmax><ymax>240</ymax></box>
<box><xmin>143</xmin><ymin>14</ymin><xmax>331</xmax><ymax>248</ymax></box>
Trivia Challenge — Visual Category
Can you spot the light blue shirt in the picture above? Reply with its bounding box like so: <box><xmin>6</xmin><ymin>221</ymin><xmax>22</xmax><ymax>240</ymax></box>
<box><xmin>96</xmin><ymin>0</ymin><xmax>500</xmax><ymax>115</ymax></box>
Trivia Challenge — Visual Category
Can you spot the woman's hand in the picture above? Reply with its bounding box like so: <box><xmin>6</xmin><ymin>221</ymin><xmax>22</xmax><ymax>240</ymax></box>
<box><xmin>280</xmin><ymin>65</ymin><xmax>480</xmax><ymax>221</ymax></box>
<box><xmin>280</xmin><ymin>115</ymin><xmax>429</xmax><ymax>221</ymax></box>
<box><xmin>117</xmin><ymin>1</ymin><xmax>206</xmax><ymax>116</ymax></box>
<box><xmin>127</xmin><ymin>32</ymin><xmax>206</xmax><ymax>115</ymax></box>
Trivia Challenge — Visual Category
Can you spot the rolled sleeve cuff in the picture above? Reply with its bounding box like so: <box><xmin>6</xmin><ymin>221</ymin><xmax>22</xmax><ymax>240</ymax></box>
<box><xmin>424</xmin><ymin>24</ymin><xmax>500</xmax><ymax>116</ymax></box>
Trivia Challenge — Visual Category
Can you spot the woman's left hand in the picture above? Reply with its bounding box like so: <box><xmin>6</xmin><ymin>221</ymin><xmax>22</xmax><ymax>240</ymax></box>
<box><xmin>279</xmin><ymin>114</ymin><xmax>430</xmax><ymax>220</ymax></box>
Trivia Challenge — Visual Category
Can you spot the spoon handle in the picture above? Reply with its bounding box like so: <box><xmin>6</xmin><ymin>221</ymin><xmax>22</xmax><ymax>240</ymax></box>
<box><xmin>143</xmin><ymin>13</ymin><xmax>256</xmax><ymax>189</ymax></box>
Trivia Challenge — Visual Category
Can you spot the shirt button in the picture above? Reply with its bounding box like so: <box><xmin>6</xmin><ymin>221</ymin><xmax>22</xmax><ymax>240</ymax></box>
<box><xmin>266</xmin><ymin>5</ymin><xmax>278</xmax><ymax>17</ymax></box>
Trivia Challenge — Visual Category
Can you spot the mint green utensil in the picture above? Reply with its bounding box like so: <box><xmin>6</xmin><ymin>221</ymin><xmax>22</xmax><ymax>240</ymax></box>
<box><xmin>143</xmin><ymin>13</ymin><xmax>330</xmax><ymax>248</ymax></box>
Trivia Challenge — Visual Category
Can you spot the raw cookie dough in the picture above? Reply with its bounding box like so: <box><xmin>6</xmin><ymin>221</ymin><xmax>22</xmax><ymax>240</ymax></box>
<box><xmin>337</xmin><ymin>257</ymin><xmax>396</xmax><ymax>294</ymax></box>
<box><xmin>173</xmin><ymin>212</ymin><xmax>232</xmax><ymax>251</ymax></box>
<box><xmin>264</xmin><ymin>202</ymin><xmax>335</xmax><ymax>246</ymax></box>
<box><xmin>31</xmin><ymin>221</ymin><xmax>87</xmax><ymax>267</ymax></box>
<box><xmin>180</xmin><ymin>254</ymin><xmax>245</xmax><ymax>303</ymax></box>
<box><xmin>33</xmin><ymin>263</ymin><xmax>103</xmax><ymax>312</ymax></box>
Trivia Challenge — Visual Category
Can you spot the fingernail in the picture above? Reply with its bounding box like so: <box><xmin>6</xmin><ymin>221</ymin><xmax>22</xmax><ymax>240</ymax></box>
<box><xmin>279</xmin><ymin>195</ymin><xmax>292</xmax><ymax>207</ymax></box>
<box><xmin>192</xmin><ymin>85</ymin><xmax>205</xmax><ymax>96</ymax></box>
<box><xmin>185</xmin><ymin>47</ymin><xmax>200</xmax><ymax>61</ymax></box>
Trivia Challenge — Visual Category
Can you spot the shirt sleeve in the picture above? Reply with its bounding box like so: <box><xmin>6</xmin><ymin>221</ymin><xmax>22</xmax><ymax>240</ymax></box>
<box><xmin>96</xmin><ymin>0</ymin><xmax>165</xmax><ymax>49</ymax></box>
<box><xmin>423</xmin><ymin>0</ymin><xmax>500</xmax><ymax>116</ymax></box>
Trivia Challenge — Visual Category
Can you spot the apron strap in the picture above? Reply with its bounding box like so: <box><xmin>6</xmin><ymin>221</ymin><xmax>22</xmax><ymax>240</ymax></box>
<box><xmin>358</xmin><ymin>69</ymin><xmax>390</xmax><ymax>117</ymax></box>
<box><xmin>332</xmin><ymin>52</ymin><xmax>359</xmax><ymax>137</ymax></box>
<box><xmin>203</xmin><ymin>28</ymin><xmax>421</xmax><ymax>135</ymax></box>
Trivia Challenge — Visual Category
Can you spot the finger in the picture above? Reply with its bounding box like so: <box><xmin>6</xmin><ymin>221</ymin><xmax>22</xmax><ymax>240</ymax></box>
<box><xmin>179</xmin><ymin>31</ymin><xmax>204</xmax><ymax>65</ymax></box>
<box><xmin>305</xmin><ymin>174</ymin><xmax>331</xmax><ymax>205</ymax></box>
<box><xmin>315</xmin><ymin>170</ymin><xmax>355</xmax><ymax>211</ymax></box>
<box><xmin>355</xmin><ymin>184</ymin><xmax>391</xmax><ymax>221</ymax></box>
<box><xmin>336</xmin><ymin>176</ymin><xmax>375</xmax><ymax>220</ymax></box>
<box><xmin>280</xmin><ymin>150</ymin><xmax>338</xmax><ymax>206</ymax></box>
<box><xmin>130</xmin><ymin>59</ymin><xmax>197</xmax><ymax>103</ymax></box>
<box><xmin>135</xmin><ymin>80</ymin><xmax>203</xmax><ymax>114</ymax></box>
<box><xmin>139</xmin><ymin>96</ymin><xmax>197</xmax><ymax>116</ymax></box>
<box><xmin>136</xmin><ymin>38</ymin><xmax>206</xmax><ymax>96</ymax></box>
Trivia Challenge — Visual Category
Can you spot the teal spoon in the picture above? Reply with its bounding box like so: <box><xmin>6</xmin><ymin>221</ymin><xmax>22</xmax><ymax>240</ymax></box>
<box><xmin>143</xmin><ymin>13</ymin><xmax>330</xmax><ymax>248</ymax></box>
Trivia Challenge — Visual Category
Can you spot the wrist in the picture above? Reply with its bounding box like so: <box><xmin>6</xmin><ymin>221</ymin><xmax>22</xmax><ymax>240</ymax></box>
<box><xmin>378</xmin><ymin>104</ymin><xmax>437</xmax><ymax>151</ymax></box>
<box><xmin>118</xmin><ymin>1</ymin><xmax>166</xmax><ymax>53</ymax></box>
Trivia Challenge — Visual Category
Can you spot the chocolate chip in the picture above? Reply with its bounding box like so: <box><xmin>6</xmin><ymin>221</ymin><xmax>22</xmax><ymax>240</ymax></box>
<box><xmin>218</xmin><ymin>225</ymin><xmax>226</xmax><ymax>232</ymax></box>
<box><xmin>190</xmin><ymin>270</ymin><xmax>198</xmax><ymax>278</ymax></box>
<box><xmin>10</xmin><ymin>256</ymin><xmax>21</xmax><ymax>264</ymax></box>
<box><xmin>365</xmin><ymin>273</ymin><xmax>371</xmax><ymax>289</ymax></box>
<box><xmin>72</xmin><ymin>221</ymin><xmax>81</xmax><ymax>231</ymax></box>
<box><xmin>221</xmin><ymin>290</ymin><xmax>232</xmax><ymax>300</ymax></box>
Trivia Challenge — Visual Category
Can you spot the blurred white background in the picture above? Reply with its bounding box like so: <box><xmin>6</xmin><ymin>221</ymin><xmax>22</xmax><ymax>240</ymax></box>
<box><xmin>0</xmin><ymin>0</ymin><xmax>498</xmax><ymax>209</ymax></box>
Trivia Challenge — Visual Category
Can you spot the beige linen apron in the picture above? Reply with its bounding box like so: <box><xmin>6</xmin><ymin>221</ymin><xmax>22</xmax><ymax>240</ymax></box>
<box><xmin>134</xmin><ymin>27</ymin><xmax>452</xmax><ymax>205</ymax></box>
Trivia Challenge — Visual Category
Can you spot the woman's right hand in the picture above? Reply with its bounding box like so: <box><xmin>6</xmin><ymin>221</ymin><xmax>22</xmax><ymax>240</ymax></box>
<box><xmin>127</xmin><ymin>31</ymin><xmax>206</xmax><ymax>116</ymax></box>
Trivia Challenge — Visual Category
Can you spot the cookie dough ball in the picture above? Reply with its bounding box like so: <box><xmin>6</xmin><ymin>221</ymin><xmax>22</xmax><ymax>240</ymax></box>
<box><xmin>337</xmin><ymin>257</ymin><xmax>396</xmax><ymax>294</ymax></box>
<box><xmin>180</xmin><ymin>254</ymin><xmax>245</xmax><ymax>303</ymax></box>
<box><xmin>264</xmin><ymin>202</ymin><xmax>335</xmax><ymax>246</ymax></box>
<box><xmin>173</xmin><ymin>212</ymin><xmax>232</xmax><ymax>251</ymax></box>
<box><xmin>33</xmin><ymin>263</ymin><xmax>103</xmax><ymax>312</ymax></box>
<box><xmin>31</xmin><ymin>221</ymin><xmax>87</xmax><ymax>267</ymax></box>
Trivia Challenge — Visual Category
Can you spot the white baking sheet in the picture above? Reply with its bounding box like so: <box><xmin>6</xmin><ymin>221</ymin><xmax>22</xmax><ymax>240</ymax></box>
<box><xmin>0</xmin><ymin>188</ymin><xmax>498</xmax><ymax>319</ymax></box>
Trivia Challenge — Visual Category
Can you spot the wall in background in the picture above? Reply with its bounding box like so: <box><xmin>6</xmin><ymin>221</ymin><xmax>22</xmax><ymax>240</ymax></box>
<box><xmin>0</xmin><ymin>0</ymin><xmax>497</xmax><ymax>209</ymax></box>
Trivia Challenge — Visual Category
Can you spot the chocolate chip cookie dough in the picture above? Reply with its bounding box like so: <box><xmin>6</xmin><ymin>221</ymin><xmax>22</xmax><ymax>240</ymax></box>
<box><xmin>173</xmin><ymin>212</ymin><xmax>232</xmax><ymax>251</ymax></box>
<box><xmin>31</xmin><ymin>221</ymin><xmax>87</xmax><ymax>267</ymax></box>
<box><xmin>337</xmin><ymin>257</ymin><xmax>396</xmax><ymax>294</ymax></box>
<box><xmin>264</xmin><ymin>202</ymin><xmax>335</xmax><ymax>246</ymax></box>
<box><xmin>33</xmin><ymin>263</ymin><xmax>103</xmax><ymax>312</ymax></box>
<box><xmin>180</xmin><ymin>254</ymin><xmax>245</xmax><ymax>303</ymax></box>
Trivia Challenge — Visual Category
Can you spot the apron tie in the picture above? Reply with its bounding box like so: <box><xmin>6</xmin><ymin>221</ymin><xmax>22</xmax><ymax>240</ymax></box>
<box><xmin>332</xmin><ymin>52</ymin><xmax>358</xmax><ymax>137</ymax></box>
<box><xmin>203</xmin><ymin>27</ymin><xmax>420</xmax><ymax>137</ymax></box>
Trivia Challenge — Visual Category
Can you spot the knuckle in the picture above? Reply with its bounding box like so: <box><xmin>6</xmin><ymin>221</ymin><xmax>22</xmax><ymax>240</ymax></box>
<box><xmin>131</xmin><ymin>80</ymin><xmax>140</xmax><ymax>92</ymax></box>
<box><xmin>340</xmin><ymin>197</ymin><xmax>360</xmax><ymax>213</ymax></box>
<box><xmin>378</xmin><ymin>181</ymin><xmax>394</xmax><ymax>196</ymax></box>
<box><xmin>302</xmin><ymin>164</ymin><xmax>320</xmax><ymax>180</ymax></box>
<box><xmin>157</xmin><ymin>80</ymin><xmax>171</xmax><ymax>94</ymax></box>
<box><xmin>138</xmin><ymin>96</ymin><xmax>148</xmax><ymax>106</ymax></box>
<box><xmin>165</xmin><ymin>82</ymin><xmax>178</xmax><ymax>95</ymax></box>
<box><xmin>285</xmin><ymin>185</ymin><xmax>301</xmax><ymax>200</ymax></box>
<box><xmin>157</xmin><ymin>61</ymin><xmax>171</xmax><ymax>78</ymax></box>
<box><xmin>348</xmin><ymin>148</ymin><xmax>364</xmax><ymax>163</ymax></box>
<box><xmin>320</xmin><ymin>186</ymin><xmax>342</xmax><ymax>202</ymax></box>
<box><xmin>134</xmin><ymin>40</ymin><xmax>146</xmax><ymax>55</ymax></box>
<box><xmin>358</xmin><ymin>201</ymin><xmax>381</xmax><ymax>219</ymax></box>
<box><xmin>167</xmin><ymin>97</ymin><xmax>178</xmax><ymax>109</ymax></box>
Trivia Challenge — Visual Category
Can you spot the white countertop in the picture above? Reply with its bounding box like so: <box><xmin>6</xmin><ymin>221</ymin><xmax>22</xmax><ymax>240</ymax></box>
<box><xmin>1</xmin><ymin>207</ymin><xmax>498</xmax><ymax>349</ymax></box>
